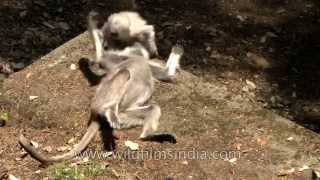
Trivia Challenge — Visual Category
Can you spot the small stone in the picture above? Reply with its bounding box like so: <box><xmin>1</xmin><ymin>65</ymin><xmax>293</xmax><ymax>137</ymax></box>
<box><xmin>270</xmin><ymin>96</ymin><xmax>276</xmax><ymax>104</ymax></box>
<box><xmin>35</xmin><ymin>170</ymin><xmax>41</xmax><ymax>174</ymax></box>
<box><xmin>43</xmin><ymin>146</ymin><xmax>52</xmax><ymax>152</ymax></box>
<box><xmin>29</xmin><ymin>96</ymin><xmax>38</xmax><ymax>100</ymax></box>
<box><xmin>70</xmin><ymin>64</ymin><xmax>77</xmax><ymax>70</ymax></box>
<box><xmin>228</xmin><ymin>158</ymin><xmax>237</xmax><ymax>163</ymax></box>
<box><xmin>125</xmin><ymin>140</ymin><xmax>139</xmax><ymax>150</ymax></box>
<box><xmin>58</xmin><ymin>22</ymin><xmax>70</xmax><ymax>30</ymax></box>
<box><xmin>286</xmin><ymin>137</ymin><xmax>294</xmax><ymax>141</ymax></box>
<box><xmin>246</xmin><ymin>52</ymin><xmax>271</xmax><ymax>69</ymax></box>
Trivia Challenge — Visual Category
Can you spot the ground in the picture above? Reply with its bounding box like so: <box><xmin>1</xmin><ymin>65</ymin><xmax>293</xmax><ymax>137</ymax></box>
<box><xmin>0</xmin><ymin>0</ymin><xmax>320</xmax><ymax>179</ymax></box>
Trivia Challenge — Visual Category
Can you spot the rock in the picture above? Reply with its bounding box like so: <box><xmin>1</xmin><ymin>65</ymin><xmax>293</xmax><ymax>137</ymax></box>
<box><xmin>246</xmin><ymin>52</ymin><xmax>271</xmax><ymax>69</ymax></box>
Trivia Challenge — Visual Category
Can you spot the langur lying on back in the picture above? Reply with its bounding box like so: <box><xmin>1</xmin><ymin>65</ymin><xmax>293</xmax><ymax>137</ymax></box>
<box><xmin>18</xmin><ymin>31</ymin><xmax>183</xmax><ymax>166</ymax></box>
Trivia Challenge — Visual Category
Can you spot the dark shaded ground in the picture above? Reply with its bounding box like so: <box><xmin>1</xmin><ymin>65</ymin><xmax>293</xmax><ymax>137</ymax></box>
<box><xmin>1</xmin><ymin>0</ymin><xmax>320</xmax><ymax>179</ymax></box>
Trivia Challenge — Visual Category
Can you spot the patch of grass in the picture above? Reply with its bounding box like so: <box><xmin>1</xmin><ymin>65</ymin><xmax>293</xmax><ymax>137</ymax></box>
<box><xmin>83</xmin><ymin>161</ymin><xmax>106</xmax><ymax>177</ymax></box>
<box><xmin>51</xmin><ymin>163</ymin><xmax>84</xmax><ymax>180</ymax></box>
<box><xmin>0</xmin><ymin>112</ymin><xmax>9</xmax><ymax>121</ymax></box>
<box><xmin>50</xmin><ymin>161</ymin><xmax>106</xmax><ymax>180</ymax></box>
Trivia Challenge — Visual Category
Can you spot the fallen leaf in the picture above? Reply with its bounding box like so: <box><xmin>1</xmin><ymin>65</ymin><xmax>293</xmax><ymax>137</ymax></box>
<box><xmin>298</xmin><ymin>165</ymin><xmax>309</xmax><ymax>172</ymax></box>
<box><xmin>26</xmin><ymin>73</ymin><xmax>32</xmax><ymax>79</ymax></box>
<box><xmin>246</xmin><ymin>80</ymin><xmax>256</xmax><ymax>90</ymax></box>
<box><xmin>67</xmin><ymin>137</ymin><xmax>75</xmax><ymax>144</ymax></box>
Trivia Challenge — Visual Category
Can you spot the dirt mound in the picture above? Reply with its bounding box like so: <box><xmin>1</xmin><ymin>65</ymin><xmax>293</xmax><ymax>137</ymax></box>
<box><xmin>1</xmin><ymin>32</ymin><xmax>320</xmax><ymax>179</ymax></box>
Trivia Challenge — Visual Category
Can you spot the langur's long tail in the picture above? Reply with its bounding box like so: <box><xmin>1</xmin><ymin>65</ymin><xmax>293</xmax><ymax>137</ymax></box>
<box><xmin>18</xmin><ymin>120</ymin><xmax>100</xmax><ymax>164</ymax></box>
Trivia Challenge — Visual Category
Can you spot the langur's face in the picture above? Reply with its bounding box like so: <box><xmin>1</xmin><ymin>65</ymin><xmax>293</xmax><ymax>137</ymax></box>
<box><xmin>108</xmin><ymin>15</ymin><xmax>130</xmax><ymax>41</ymax></box>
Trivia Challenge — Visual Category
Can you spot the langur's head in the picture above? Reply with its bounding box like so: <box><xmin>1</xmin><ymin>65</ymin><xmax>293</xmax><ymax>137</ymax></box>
<box><xmin>106</xmin><ymin>13</ymin><xmax>131</xmax><ymax>40</ymax></box>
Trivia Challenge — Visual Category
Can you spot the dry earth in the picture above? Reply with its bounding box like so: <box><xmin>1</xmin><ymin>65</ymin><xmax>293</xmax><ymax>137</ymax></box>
<box><xmin>0</xmin><ymin>0</ymin><xmax>320</xmax><ymax>179</ymax></box>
